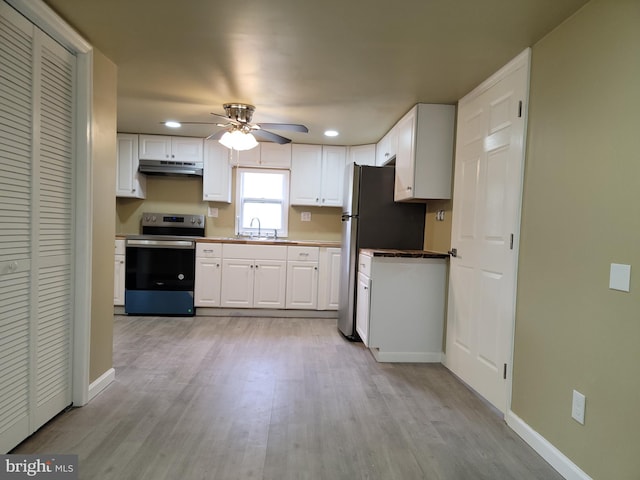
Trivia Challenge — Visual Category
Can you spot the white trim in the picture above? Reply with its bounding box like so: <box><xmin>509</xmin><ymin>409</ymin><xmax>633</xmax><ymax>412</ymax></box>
<box><xmin>6</xmin><ymin>0</ymin><xmax>91</xmax><ymax>53</ymax></box>
<box><xmin>9</xmin><ymin>0</ymin><xmax>95</xmax><ymax>407</ymax></box>
<box><xmin>506</xmin><ymin>411</ymin><xmax>593</xmax><ymax>480</ymax></box>
<box><xmin>88</xmin><ymin>368</ymin><xmax>115</xmax><ymax>403</ymax></box>
<box><xmin>370</xmin><ymin>350</ymin><xmax>443</xmax><ymax>363</ymax></box>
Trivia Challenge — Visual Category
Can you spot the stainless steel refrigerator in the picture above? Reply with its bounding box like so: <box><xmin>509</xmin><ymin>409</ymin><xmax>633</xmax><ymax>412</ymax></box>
<box><xmin>338</xmin><ymin>164</ymin><xmax>426</xmax><ymax>339</ymax></box>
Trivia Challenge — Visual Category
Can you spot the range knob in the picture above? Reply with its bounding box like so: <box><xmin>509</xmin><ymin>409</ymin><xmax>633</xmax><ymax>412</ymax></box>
<box><xmin>151</xmin><ymin>216</ymin><xmax>156</xmax><ymax>222</ymax></box>
<box><xmin>196</xmin><ymin>218</ymin><xmax>202</xmax><ymax>225</ymax></box>
<box><xmin>191</xmin><ymin>218</ymin><xmax>196</xmax><ymax>224</ymax></box>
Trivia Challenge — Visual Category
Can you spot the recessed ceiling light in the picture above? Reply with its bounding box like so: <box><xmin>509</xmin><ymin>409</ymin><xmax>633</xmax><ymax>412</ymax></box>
<box><xmin>324</xmin><ymin>130</ymin><xmax>339</xmax><ymax>137</ymax></box>
<box><xmin>164</xmin><ymin>121</ymin><xmax>181</xmax><ymax>128</ymax></box>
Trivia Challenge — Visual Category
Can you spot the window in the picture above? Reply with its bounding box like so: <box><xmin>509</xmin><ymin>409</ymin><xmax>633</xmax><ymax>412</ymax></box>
<box><xmin>236</xmin><ymin>168</ymin><xmax>289</xmax><ymax>237</ymax></box>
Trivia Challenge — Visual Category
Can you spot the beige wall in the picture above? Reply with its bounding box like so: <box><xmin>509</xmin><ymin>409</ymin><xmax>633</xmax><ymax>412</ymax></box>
<box><xmin>89</xmin><ymin>51</ymin><xmax>117</xmax><ymax>382</ymax></box>
<box><xmin>512</xmin><ymin>1</ymin><xmax>640</xmax><ymax>478</ymax></box>
<box><xmin>424</xmin><ymin>199</ymin><xmax>452</xmax><ymax>253</ymax></box>
<box><xmin>116</xmin><ymin>170</ymin><xmax>342</xmax><ymax>241</ymax></box>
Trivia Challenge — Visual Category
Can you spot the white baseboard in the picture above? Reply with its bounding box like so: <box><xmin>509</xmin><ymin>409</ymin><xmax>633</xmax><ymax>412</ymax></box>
<box><xmin>506</xmin><ymin>411</ymin><xmax>592</xmax><ymax>480</ymax></box>
<box><xmin>370</xmin><ymin>349</ymin><xmax>443</xmax><ymax>363</ymax></box>
<box><xmin>88</xmin><ymin>368</ymin><xmax>115</xmax><ymax>403</ymax></box>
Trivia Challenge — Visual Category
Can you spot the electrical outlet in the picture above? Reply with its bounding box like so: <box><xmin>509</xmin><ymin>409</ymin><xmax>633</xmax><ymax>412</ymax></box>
<box><xmin>571</xmin><ymin>390</ymin><xmax>586</xmax><ymax>425</ymax></box>
<box><xmin>301</xmin><ymin>211</ymin><xmax>311</xmax><ymax>222</ymax></box>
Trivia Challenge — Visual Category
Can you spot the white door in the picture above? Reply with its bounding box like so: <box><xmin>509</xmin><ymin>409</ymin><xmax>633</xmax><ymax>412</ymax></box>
<box><xmin>138</xmin><ymin>135</ymin><xmax>171</xmax><ymax>160</ymax></box>
<box><xmin>445</xmin><ymin>50</ymin><xmax>530</xmax><ymax>413</ymax></box>
<box><xmin>1</xmin><ymin>3</ymin><xmax>75</xmax><ymax>451</ymax></box>
<box><xmin>220</xmin><ymin>259</ymin><xmax>254</xmax><ymax>308</ymax></box>
<box><xmin>290</xmin><ymin>144</ymin><xmax>322</xmax><ymax>206</ymax></box>
<box><xmin>253</xmin><ymin>260</ymin><xmax>287</xmax><ymax>308</ymax></box>
<box><xmin>286</xmin><ymin>261</ymin><xmax>318</xmax><ymax>309</ymax></box>
<box><xmin>320</xmin><ymin>146</ymin><xmax>347</xmax><ymax>206</ymax></box>
<box><xmin>194</xmin><ymin>257</ymin><xmax>222</xmax><ymax>307</ymax></box>
<box><xmin>171</xmin><ymin>137</ymin><xmax>203</xmax><ymax>162</ymax></box>
<box><xmin>355</xmin><ymin>272</ymin><xmax>371</xmax><ymax>346</ymax></box>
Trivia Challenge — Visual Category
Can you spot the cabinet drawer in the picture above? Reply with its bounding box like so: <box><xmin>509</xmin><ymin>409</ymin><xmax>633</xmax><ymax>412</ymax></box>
<box><xmin>287</xmin><ymin>246</ymin><xmax>319</xmax><ymax>262</ymax></box>
<box><xmin>115</xmin><ymin>239</ymin><xmax>125</xmax><ymax>255</ymax></box>
<box><xmin>358</xmin><ymin>252</ymin><xmax>372</xmax><ymax>277</ymax></box>
<box><xmin>196</xmin><ymin>242</ymin><xmax>222</xmax><ymax>257</ymax></box>
<box><xmin>222</xmin><ymin>243</ymin><xmax>287</xmax><ymax>260</ymax></box>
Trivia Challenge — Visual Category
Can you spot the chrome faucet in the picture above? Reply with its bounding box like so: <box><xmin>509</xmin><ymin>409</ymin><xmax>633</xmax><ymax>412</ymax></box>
<box><xmin>249</xmin><ymin>217</ymin><xmax>261</xmax><ymax>237</ymax></box>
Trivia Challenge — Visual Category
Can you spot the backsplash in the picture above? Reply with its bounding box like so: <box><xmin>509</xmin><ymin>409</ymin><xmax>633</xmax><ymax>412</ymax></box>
<box><xmin>116</xmin><ymin>175</ymin><xmax>342</xmax><ymax>241</ymax></box>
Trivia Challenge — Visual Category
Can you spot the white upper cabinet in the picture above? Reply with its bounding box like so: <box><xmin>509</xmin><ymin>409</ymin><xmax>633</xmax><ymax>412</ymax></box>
<box><xmin>139</xmin><ymin>134</ymin><xmax>203</xmax><ymax>163</ymax></box>
<box><xmin>348</xmin><ymin>144</ymin><xmax>376</xmax><ymax>166</ymax></box>
<box><xmin>376</xmin><ymin>127</ymin><xmax>398</xmax><ymax>166</ymax></box>
<box><xmin>116</xmin><ymin>133</ymin><xmax>146</xmax><ymax>198</ymax></box>
<box><xmin>290</xmin><ymin>145</ymin><xmax>347</xmax><ymax>207</ymax></box>
<box><xmin>202</xmin><ymin>140</ymin><xmax>232</xmax><ymax>203</ymax></box>
<box><xmin>290</xmin><ymin>144</ymin><xmax>322</xmax><ymax>205</ymax></box>
<box><xmin>393</xmin><ymin>104</ymin><xmax>455</xmax><ymax>201</ymax></box>
<box><xmin>320</xmin><ymin>146</ymin><xmax>347</xmax><ymax>207</ymax></box>
<box><xmin>259</xmin><ymin>143</ymin><xmax>292</xmax><ymax>168</ymax></box>
<box><xmin>235</xmin><ymin>143</ymin><xmax>292</xmax><ymax>169</ymax></box>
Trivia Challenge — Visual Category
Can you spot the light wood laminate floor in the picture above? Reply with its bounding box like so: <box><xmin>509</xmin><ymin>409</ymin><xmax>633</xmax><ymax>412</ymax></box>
<box><xmin>14</xmin><ymin>315</ymin><xmax>563</xmax><ymax>480</ymax></box>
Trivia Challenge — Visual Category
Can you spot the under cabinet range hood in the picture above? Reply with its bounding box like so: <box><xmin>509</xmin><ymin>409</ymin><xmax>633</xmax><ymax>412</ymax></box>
<box><xmin>138</xmin><ymin>158</ymin><xmax>204</xmax><ymax>177</ymax></box>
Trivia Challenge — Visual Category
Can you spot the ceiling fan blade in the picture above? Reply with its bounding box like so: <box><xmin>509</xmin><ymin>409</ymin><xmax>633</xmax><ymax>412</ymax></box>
<box><xmin>205</xmin><ymin>130</ymin><xmax>226</xmax><ymax>141</ymax></box>
<box><xmin>256</xmin><ymin>123</ymin><xmax>308</xmax><ymax>133</ymax></box>
<box><xmin>252</xmin><ymin>129</ymin><xmax>291</xmax><ymax>144</ymax></box>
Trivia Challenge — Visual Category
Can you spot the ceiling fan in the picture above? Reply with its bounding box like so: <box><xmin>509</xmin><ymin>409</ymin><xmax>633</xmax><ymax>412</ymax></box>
<box><xmin>176</xmin><ymin>103</ymin><xmax>308</xmax><ymax>150</ymax></box>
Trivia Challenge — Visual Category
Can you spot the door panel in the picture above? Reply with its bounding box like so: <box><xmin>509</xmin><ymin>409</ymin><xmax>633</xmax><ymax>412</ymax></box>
<box><xmin>446</xmin><ymin>50</ymin><xmax>530</xmax><ymax>413</ymax></box>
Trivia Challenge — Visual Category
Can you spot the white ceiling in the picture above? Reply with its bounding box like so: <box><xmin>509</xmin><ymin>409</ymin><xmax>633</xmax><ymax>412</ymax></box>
<box><xmin>43</xmin><ymin>0</ymin><xmax>588</xmax><ymax>146</ymax></box>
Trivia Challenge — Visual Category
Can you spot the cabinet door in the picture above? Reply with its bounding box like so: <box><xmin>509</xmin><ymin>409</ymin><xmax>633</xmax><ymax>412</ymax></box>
<box><xmin>290</xmin><ymin>144</ymin><xmax>322</xmax><ymax>206</ymax></box>
<box><xmin>318</xmin><ymin>247</ymin><xmax>341</xmax><ymax>310</ymax></box>
<box><xmin>253</xmin><ymin>260</ymin><xmax>287</xmax><ymax>308</ymax></box>
<box><xmin>355</xmin><ymin>272</ymin><xmax>371</xmax><ymax>346</ymax></box>
<box><xmin>260</xmin><ymin>143</ymin><xmax>292</xmax><ymax>169</ymax></box>
<box><xmin>349</xmin><ymin>144</ymin><xmax>376</xmax><ymax>166</ymax></box>
<box><xmin>172</xmin><ymin>137</ymin><xmax>204</xmax><ymax>162</ymax></box>
<box><xmin>320</xmin><ymin>146</ymin><xmax>347</xmax><ymax>207</ymax></box>
<box><xmin>394</xmin><ymin>108</ymin><xmax>417</xmax><ymax>201</ymax></box>
<box><xmin>116</xmin><ymin>134</ymin><xmax>146</xmax><ymax>198</ymax></box>
<box><xmin>114</xmin><ymin>254</ymin><xmax>125</xmax><ymax>306</ymax></box>
<box><xmin>236</xmin><ymin>144</ymin><xmax>261</xmax><ymax>167</ymax></box>
<box><xmin>203</xmin><ymin>141</ymin><xmax>232</xmax><ymax>202</ymax></box>
<box><xmin>286</xmin><ymin>261</ymin><xmax>318</xmax><ymax>309</ymax></box>
<box><xmin>220</xmin><ymin>258</ymin><xmax>254</xmax><ymax>308</ymax></box>
<box><xmin>139</xmin><ymin>134</ymin><xmax>172</xmax><ymax>160</ymax></box>
<box><xmin>195</xmin><ymin>257</ymin><xmax>222</xmax><ymax>307</ymax></box>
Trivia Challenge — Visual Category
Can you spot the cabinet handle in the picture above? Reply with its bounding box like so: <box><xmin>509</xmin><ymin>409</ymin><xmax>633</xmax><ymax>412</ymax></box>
<box><xmin>203</xmin><ymin>249</ymin><xmax>213</xmax><ymax>253</ymax></box>
<box><xmin>364</xmin><ymin>286</ymin><xmax>368</xmax><ymax>290</ymax></box>
<box><xmin>216</xmin><ymin>263</ymin><xmax>220</xmax><ymax>267</ymax></box>
<box><xmin>119</xmin><ymin>260</ymin><xmax>124</xmax><ymax>264</ymax></box>
<box><xmin>255</xmin><ymin>264</ymin><xmax>259</xmax><ymax>269</ymax></box>
<box><xmin>407</xmin><ymin>186</ymin><xmax>412</xmax><ymax>191</ymax></box>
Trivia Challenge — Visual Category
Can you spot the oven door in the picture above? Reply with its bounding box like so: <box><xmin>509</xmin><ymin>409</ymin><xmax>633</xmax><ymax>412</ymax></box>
<box><xmin>125</xmin><ymin>238</ymin><xmax>196</xmax><ymax>316</ymax></box>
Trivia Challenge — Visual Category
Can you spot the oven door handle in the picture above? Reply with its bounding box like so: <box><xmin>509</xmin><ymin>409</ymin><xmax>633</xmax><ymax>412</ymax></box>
<box><xmin>126</xmin><ymin>239</ymin><xmax>195</xmax><ymax>249</ymax></box>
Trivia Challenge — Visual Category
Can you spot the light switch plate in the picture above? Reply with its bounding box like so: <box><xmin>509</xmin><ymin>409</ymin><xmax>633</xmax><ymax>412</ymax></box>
<box><xmin>609</xmin><ymin>263</ymin><xmax>631</xmax><ymax>292</ymax></box>
<box><xmin>571</xmin><ymin>389</ymin><xmax>586</xmax><ymax>425</ymax></box>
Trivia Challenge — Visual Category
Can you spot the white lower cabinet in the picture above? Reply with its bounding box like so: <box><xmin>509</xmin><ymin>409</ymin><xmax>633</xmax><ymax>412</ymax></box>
<box><xmin>355</xmin><ymin>252</ymin><xmax>447</xmax><ymax>362</ymax></box>
<box><xmin>220</xmin><ymin>244</ymin><xmax>287</xmax><ymax>308</ymax></box>
<box><xmin>194</xmin><ymin>243</ymin><xmax>223</xmax><ymax>307</ymax></box>
<box><xmin>318</xmin><ymin>247</ymin><xmax>341</xmax><ymax>310</ymax></box>
<box><xmin>355</xmin><ymin>271</ymin><xmax>371</xmax><ymax>345</ymax></box>
<box><xmin>286</xmin><ymin>247</ymin><xmax>319</xmax><ymax>309</ymax></box>
<box><xmin>114</xmin><ymin>239</ymin><xmax>125</xmax><ymax>306</ymax></box>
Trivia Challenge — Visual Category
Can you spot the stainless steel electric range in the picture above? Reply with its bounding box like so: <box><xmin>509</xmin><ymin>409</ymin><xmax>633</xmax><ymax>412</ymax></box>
<box><xmin>125</xmin><ymin>213</ymin><xmax>205</xmax><ymax>316</ymax></box>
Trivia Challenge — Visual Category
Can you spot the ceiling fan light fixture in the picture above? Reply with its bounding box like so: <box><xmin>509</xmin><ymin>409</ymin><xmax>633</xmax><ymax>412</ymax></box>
<box><xmin>219</xmin><ymin>130</ymin><xmax>259</xmax><ymax>151</ymax></box>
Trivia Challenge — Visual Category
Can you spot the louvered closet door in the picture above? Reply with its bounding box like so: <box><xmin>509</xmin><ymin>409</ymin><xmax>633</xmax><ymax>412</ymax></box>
<box><xmin>0</xmin><ymin>2</ymin><xmax>34</xmax><ymax>453</ymax></box>
<box><xmin>32</xmin><ymin>29</ymin><xmax>75</xmax><ymax>431</ymax></box>
<box><xmin>0</xmin><ymin>1</ymin><xmax>75</xmax><ymax>452</ymax></box>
